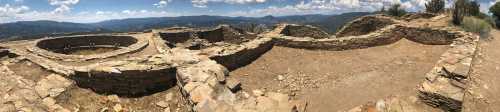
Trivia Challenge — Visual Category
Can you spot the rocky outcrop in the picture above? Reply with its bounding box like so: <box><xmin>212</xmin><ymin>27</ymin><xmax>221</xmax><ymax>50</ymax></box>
<box><xmin>176</xmin><ymin>58</ymin><xmax>297</xmax><ymax>112</ymax></box>
<box><xmin>0</xmin><ymin>65</ymin><xmax>74</xmax><ymax>112</ymax></box>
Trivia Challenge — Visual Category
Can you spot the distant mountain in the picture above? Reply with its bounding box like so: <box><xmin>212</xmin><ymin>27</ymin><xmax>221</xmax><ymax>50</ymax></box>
<box><xmin>0</xmin><ymin>12</ymin><xmax>373</xmax><ymax>41</ymax></box>
<box><xmin>0</xmin><ymin>21</ymin><xmax>109</xmax><ymax>41</ymax></box>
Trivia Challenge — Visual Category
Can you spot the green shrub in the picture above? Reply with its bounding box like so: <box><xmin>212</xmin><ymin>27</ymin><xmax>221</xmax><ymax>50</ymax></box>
<box><xmin>425</xmin><ymin>0</ymin><xmax>445</xmax><ymax>13</ymax></box>
<box><xmin>461</xmin><ymin>16</ymin><xmax>492</xmax><ymax>38</ymax></box>
<box><xmin>387</xmin><ymin>4</ymin><xmax>407</xmax><ymax>17</ymax></box>
<box><xmin>452</xmin><ymin>0</ymin><xmax>483</xmax><ymax>25</ymax></box>
<box><xmin>490</xmin><ymin>2</ymin><xmax>500</xmax><ymax>27</ymax></box>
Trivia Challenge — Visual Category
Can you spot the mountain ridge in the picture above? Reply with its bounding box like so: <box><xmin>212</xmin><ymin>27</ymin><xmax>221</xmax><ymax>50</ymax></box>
<box><xmin>0</xmin><ymin>12</ymin><xmax>372</xmax><ymax>41</ymax></box>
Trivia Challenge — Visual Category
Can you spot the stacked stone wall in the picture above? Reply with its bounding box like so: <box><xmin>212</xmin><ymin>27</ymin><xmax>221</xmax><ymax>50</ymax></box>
<box><xmin>208</xmin><ymin>37</ymin><xmax>274</xmax><ymax>70</ymax></box>
<box><xmin>280</xmin><ymin>25</ymin><xmax>330</xmax><ymax>39</ymax></box>
<box><xmin>336</xmin><ymin>15</ymin><xmax>396</xmax><ymax>37</ymax></box>
<box><xmin>36</xmin><ymin>35</ymin><xmax>137</xmax><ymax>52</ymax></box>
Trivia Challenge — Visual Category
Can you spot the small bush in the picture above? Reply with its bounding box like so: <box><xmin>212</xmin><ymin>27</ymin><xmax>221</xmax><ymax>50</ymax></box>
<box><xmin>387</xmin><ymin>4</ymin><xmax>407</xmax><ymax>17</ymax></box>
<box><xmin>425</xmin><ymin>0</ymin><xmax>445</xmax><ymax>13</ymax></box>
<box><xmin>490</xmin><ymin>2</ymin><xmax>500</xmax><ymax>27</ymax></box>
<box><xmin>461</xmin><ymin>17</ymin><xmax>492</xmax><ymax>38</ymax></box>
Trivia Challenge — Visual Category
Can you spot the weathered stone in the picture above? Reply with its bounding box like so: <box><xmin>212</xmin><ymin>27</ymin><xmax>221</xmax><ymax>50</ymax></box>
<box><xmin>225</xmin><ymin>79</ymin><xmax>241</xmax><ymax>92</ymax></box>
<box><xmin>252</xmin><ymin>90</ymin><xmax>264</xmax><ymax>96</ymax></box>
<box><xmin>107</xmin><ymin>95</ymin><xmax>121</xmax><ymax>103</ymax></box>
<box><xmin>156</xmin><ymin>101</ymin><xmax>169</xmax><ymax>108</ymax></box>
<box><xmin>14</xmin><ymin>89</ymin><xmax>40</xmax><ymax>102</ymax></box>
<box><xmin>35</xmin><ymin>74</ymin><xmax>72</xmax><ymax>98</ymax></box>
<box><xmin>164</xmin><ymin>107</ymin><xmax>171</xmax><ymax>112</ymax></box>
<box><xmin>189</xmin><ymin>84</ymin><xmax>214</xmax><ymax>103</ymax></box>
<box><xmin>165</xmin><ymin>93</ymin><xmax>173</xmax><ymax>101</ymax></box>
<box><xmin>113</xmin><ymin>104</ymin><xmax>123</xmax><ymax>112</ymax></box>
<box><xmin>0</xmin><ymin>103</ymin><xmax>15</xmax><ymax>112</ymax></box>
<box><xmin>277</xmin><ymin>75</ymin><xmax>285</xmax><ymax>81</ymax></box>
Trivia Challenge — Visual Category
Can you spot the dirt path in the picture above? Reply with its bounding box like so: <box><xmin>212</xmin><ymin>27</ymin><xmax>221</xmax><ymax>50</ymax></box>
<box><xmin>463</xmin><ymin>30</ymin><xmax>500</xmax><ymax>111</ymax></box>
<box><xmin>229</xmin><ymin>39</ymin><xmax>449</xmax><ymax>111</ymax></box>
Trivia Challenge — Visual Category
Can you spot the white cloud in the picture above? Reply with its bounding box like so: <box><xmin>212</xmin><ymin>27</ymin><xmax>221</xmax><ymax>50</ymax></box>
<box><xmin>48</xmin><ymin>0</ymin><xmax>79</xmax><ymax>14</ymax></box>
<box><xmin>154</xmin><ymin>0</ymin><xmax>172</xmax><ymax>8</ymax></box>
<box><xmin>0</xmin><ymin>9</ymin><xmax>179</xmax><ymax>23</ymax></box>
<box><xmin>227</xmin><ymin>0</ymin><xmax>457</xmax><ymax>17</ymax></box>
<box><xmin>191</xmin><ymin>0</ymin><xmax>268</xmax><ymax>8</ymax></box>
<box><xmin>0</xmin><ymin>4</ymin><xmax>29</xmax><ymax>22</ymax></box>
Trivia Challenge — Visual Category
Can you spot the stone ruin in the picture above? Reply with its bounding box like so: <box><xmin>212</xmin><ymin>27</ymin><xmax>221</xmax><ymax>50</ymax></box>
<box><xmin>0</xmin><ymin>14</ymin><xmax>484</xmax><ymax>112</ymax></box>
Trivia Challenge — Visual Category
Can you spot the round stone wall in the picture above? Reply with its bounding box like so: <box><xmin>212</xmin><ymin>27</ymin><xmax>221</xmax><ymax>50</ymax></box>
<box><xmin>36</xmin><ymin>35</ymin><xmax>138</xmax><ymax>55</ymax></box>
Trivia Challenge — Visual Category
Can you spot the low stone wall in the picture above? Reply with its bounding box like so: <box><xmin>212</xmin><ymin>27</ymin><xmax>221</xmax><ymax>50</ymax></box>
<box><xmin>274</xmin><ymin>25</ymin><xmax>404</xmax><ymax>51</ymax></box>
<box><xmin>402</xmin><ymin>13</ymin><xmax>438</xmax><ymax>21</ymax></box>
<box><xmin>157</xmin><ymin>25</ymin><xmax>255</xmax><ymax>49</ymax></box>
<box><xmin>417</xmin><ymin>29</ymin><xmax>479</xmax><ymax>111</ymax></box>
<box><xmin>400</xmin><ymin>26</ymin><xmax>458</xmax><ymax>45</ymax></box>
<box><xmin>280</xmin><ymin>24</ymin><xmax>331</xmax><ymax>39</ymax></box>
<box><xmin>336</xmin><ymin>15</ymin><xmax>397</xmax><ymax>37</ymax></box>
<box><xmin>206</xmin><ymin>37</ymin><xmax>274</xmax><ymax>71</ymax></box>
<box><xmin>37</xmin><ymin>35</ymin><xmax>138</xmax><ymax>52</ymax></box>
<box><xmin>28</xmin><ymin>34</ymin><xmax>149</xmax><ymax>61</ymax></box>
<box><xmin>269</xmin><ymin>23</ymin><xmax>461</xmax><ymax>51</ymax></box>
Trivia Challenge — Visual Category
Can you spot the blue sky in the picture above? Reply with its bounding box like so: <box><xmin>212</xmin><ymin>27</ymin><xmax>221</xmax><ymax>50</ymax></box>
<box><xmin>0</xmin><ymin>0</ymin><xmax>498</xmax><ymax>23</ymax></box>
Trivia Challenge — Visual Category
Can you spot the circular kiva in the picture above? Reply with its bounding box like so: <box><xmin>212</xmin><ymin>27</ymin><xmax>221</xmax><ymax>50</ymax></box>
<box><xmin>29</xmin><ymin>35</ymin><xmax>149</xmax><ymax>61</ymax></box>
<box><xmin>154</xmin><ymin>25</ymin><xmax>257</xmax><ymax>50</ymax></box>
<box><xmin>154</xmin><ymin>25</ymin><xmax>275</xmax><ymax>70</ymax></box>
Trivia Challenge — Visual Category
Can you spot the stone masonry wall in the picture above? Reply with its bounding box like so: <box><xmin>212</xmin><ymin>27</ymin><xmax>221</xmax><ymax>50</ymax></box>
<box><xmin>36</xmin><ymin>35</ymin><xmax>138</xmax><ymax>51</ymax></box>
<box><xmin>207</xmin><ymin>37</ymin><xmax>274</xmax><ymax>71</ymax></box>
<box><xmin>28</xmin><ymin>34</ymin><xmax>149</xmax><ymax>61</ymax></box>
<box><xmin>336</xmin><ymin>15</ymin><xmax>396</xmax><ymax>37</ymax></box>
<box><xmin>280</xmin><ymin>25</ymin><xmax>331</xmax><ymax>39</ymax></box>
<box><xmin>273</xmin><ymin>24</ymin><xmax>404</xmax><ymax>51</ymax></box>
<box><xmin>417</xmin><ymin>29</ymin><xmax>479</xmax><ymax>111</ymax></box>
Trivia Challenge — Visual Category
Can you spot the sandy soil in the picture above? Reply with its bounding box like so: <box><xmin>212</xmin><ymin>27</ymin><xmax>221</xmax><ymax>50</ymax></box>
<box><xmin>463</xmin><ymin>30</ymin><xmax>500</xmax><ymax>111</ymax></box>
<box><xmin>229</xmin><ymin>39</ymin><xmax>449</xmax><ymax>111</ymax></box>
<box><xmin>56</xmin><ymin>85</ymin><xmax>189</xmax><ymax>112</ymax></box>
<box><xmin>7</xmin><ymin>60</ymin><xmax>52</xmax><ymax>81</ymax></box>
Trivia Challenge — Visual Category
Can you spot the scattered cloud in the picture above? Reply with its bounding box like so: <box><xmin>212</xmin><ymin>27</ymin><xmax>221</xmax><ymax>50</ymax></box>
<box><xmin>191</xmin><ymin>0</ymin><xmax>268</xmax><ymax>8</ymax></box>
<box><xmin>48</xmin><ymin>0</ymin><xmax>79</xmax><ymax>14</ymax></box>
<box><xmin>154</xmin><ymin>0</ymin><xmax>172</xmax><ymax>8</ymax></box>
<box><xmin>228</xmin><ymin>0</ymin><xmax>458</xmax><ymax>17</ymax></box>
<box><xmin>16</xmin><ymin>10</ymin><xmax>177</xmax><ymax>23</ymax></box>
<box><xmin>0</xmin><ymin>4</ymin><xmax>29</xmax><ymax>22</ymax></box>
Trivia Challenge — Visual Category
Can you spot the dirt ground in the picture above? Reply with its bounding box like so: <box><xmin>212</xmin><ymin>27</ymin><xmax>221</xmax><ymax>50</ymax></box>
<box><xmin>56</xmin><ymin>85</ymin><xmax>189</xmax><ymax>112</ymax></box>
<box><xmin>229</xmin><ymin>38</ymin><xmax>449</xmax><ymax>111</ymax></box>
<box><xmin>463</xmin><ymin>30</ymin><xmax>500</xmax><ymax>111</ymax></box>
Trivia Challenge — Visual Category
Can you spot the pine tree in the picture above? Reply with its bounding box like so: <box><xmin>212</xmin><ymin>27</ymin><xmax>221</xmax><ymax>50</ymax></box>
<box><xmin>387</xmin><ymin>4</ymin><xmax>407</xmax><ymax>17</ymax></box>
<box><xmin>425</xmin><ymin>0</ymin><xmax>445</xmax><ymax>13</ymax></box>
<box><xmin>453</xmin><ymin>0</ymin><xmax>469</xmax><ymax>25</ymax></box>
